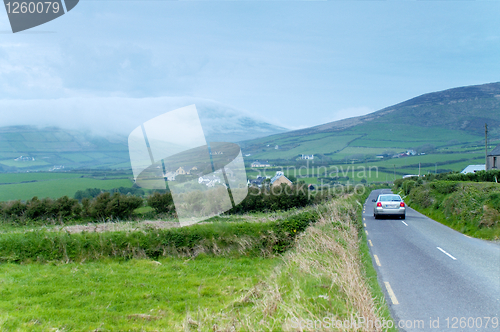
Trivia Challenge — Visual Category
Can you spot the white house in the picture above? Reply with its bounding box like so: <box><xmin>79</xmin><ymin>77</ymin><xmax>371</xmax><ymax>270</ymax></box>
<box><xmin>164</xmin><ymin>172</ymin><xmax>176</xmax><ymax>181</ymax></box>
<box><xmin>461</xmin><ymin>165</ymin><xmax>485</xmax><ymax>174</ymax></box>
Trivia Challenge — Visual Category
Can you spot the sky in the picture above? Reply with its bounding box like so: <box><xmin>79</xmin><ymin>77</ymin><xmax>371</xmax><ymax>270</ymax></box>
<box><xmin>1</xmin><ymin>1</ymin><xmax>499</xmax><ymax>133</ymax></box>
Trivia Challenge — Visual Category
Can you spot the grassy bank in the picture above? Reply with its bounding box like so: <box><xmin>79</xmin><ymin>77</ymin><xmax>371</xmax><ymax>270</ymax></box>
<box><xmin>188</xmin><ymin>196</ymin><xmax>395</xmax><ymax>331</ymax></box>
<box><xmin>0</xmin><ymin>210</ymin><xmax>319</xmax><ymax>263</ymax></box>
<box><xmin>396</xmin><ymin>180</ymin><xmax>500</xmax><ymax>240</ymax></box>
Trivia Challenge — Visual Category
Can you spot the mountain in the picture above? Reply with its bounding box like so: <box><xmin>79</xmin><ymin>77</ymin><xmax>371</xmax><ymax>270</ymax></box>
<box><xmin>195</xmin><ymin>103</ymin><xmax>288</xmax><ymax>142</ymax></box>
<box><xmin>0</xmin><ymin>101</ymin><xmax>288</xmax><ymax>171</ymax></box>
<box><xmin>2</xmin><ymin>83</ymin><xmax>499</xmax><ymax>172</ymax></box>
<box><xmin>240</xmin><ymin>82</ymin><xmax>500</xmax><ymax>162</ymax></box>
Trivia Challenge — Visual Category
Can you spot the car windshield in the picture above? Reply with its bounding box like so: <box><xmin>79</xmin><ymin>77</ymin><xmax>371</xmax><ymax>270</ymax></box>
<box><xmin>379</xmin><ymin>195</ymin><xmax>401</xmax><ymax>202</ymax></box>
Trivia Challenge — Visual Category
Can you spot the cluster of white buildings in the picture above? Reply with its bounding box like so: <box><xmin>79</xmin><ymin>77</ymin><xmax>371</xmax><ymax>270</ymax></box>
<box><xmin>14</xmin><ymin>156</ymin><xmax>35</xmax><ymax>161</ymax></box>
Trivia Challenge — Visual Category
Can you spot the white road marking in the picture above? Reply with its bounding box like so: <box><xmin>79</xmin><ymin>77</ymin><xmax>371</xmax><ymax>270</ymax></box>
<box><xmin>374</xmin><ymin>255</ymin><xmax>381</xmax><ymax>266</ymax></box>
<box><xmin>401</xmin><ymin>221</ymin><xmax>408</xmax><ymax>226</ymax></box>
<box><xmin>364</xmin><ymin>223</ymin><xmax>366</xmax><ymax>227</ymax></box>
<box><xmin>368</xmin><ymin>240</ymin><xmax>373</xmax><ymax>247</ymax></box>
<box><xmin>437</xmin><ymin>247</ymin><xmax>457</xmax><ymax>260</ymax></box>
<box><xmin>365</xmin><ymin>230</ymin><xmax>368</xmax><ymax>235</ymax></box>
<box><xmin>384</xmin><ymin>282</ymin><xmax>399</xmax><ymax>305</ymax></box>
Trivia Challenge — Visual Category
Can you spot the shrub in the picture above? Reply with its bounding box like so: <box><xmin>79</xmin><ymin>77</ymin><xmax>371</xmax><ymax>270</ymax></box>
<box><xmin>429</xmin><ymin>181</ymin><xmax>459</xmax><ymax>195</ymax></box>
<box><xmin>106</xmin><ymin>193</ymin><xmax>144</xmax><ymax>219</ymax></box>
<box><xmin>407</xmin><ymin>186</ymin><xmax>433</xmax><ymax>208</ymax></box>
<box><xmin>89</xmin><ymin>192</ymin><xmax>112</xmax><ymax>219</ymax></box>
<box><xmin>25</xmin><ymin>197</ymin><xmax>51</xmax><ymax>219</ymax></box>
<box><xmin>227</xmin><ymin>183</ymin><xmax>311</xmax><ymax>214</ymax></box>
<box><xmin>147</xmin><ymin>192</ymin><xmax>174</xmax><ymax>214</ymax></box>
<box><xmin>2</xmin><ymin>200</ymin><xmax>26</xmax><ymax>218</ymax></box>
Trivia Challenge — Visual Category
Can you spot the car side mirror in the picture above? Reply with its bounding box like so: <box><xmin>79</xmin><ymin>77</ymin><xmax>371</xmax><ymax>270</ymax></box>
<box><xmin>372</xmin><ymin>199</ymin><xmax>376</xmax><ymax>202</ymax></box>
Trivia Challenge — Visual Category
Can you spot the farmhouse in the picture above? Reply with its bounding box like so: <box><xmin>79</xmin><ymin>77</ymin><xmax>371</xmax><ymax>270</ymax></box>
<box><xmin>164</xmin><ymin>171</ymin><xmax>176</xmax><ymax>181</ymax></box>
<box><xmin>175</xmin><ymin>167</ymin><xmax>187</xmax><ymax>175</ymax></box>
<box><xmin>487</xmin><ymin>144</ymin><xmax>500</xmax><ymax>170</ymax></box>
<box><xmin>248</xmin><ymin>176</ymin><xmax>266</xmax><ymax>188</ymax></box>
<box><xmin>270</xmin><ymin>171</ymin><xmax>292</xmax><ymax>188</ymax></box>
<box><xmin>301</xmin><ymin>154</ymin><xmax>314</xmax><ymax>160</ymax></box>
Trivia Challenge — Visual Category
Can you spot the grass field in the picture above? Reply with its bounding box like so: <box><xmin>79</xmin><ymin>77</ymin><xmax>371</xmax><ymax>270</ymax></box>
<box><xmin>244</xmin><ymin>134</ymin><xmax>361</xmax><ymax>159</ymax></box>
<box><xmin>0</xmin><ymin>257</ymin><xmax>277</xmax><ymax>331</ymax></box>
<box><xmin>245</xmin><ymin>149</ymin><xmax>485</xmax><ymax>186</ymax></box>
<box><xmin>0</xmin><ymin>177</ymin><xmax>133</xmax><ymax>202</ymax></box>
<box><xmin>0</xmin><ymin>127</ymin><xmax>131</xmax><ymax>172</ymax></box>
<box><xmin>0</xmin><ymin>195</ymin><xmax>395</xmax><ymax>331</ymax></box>
<box><xmin>241</xmin><ymin>119</ymin><xmax>491</xmax><ymax>170</ymax></box>
<box><xmin>0</xmin><ymin>172</ymin><xmax>84</xmax><ymax>184</ymax></box>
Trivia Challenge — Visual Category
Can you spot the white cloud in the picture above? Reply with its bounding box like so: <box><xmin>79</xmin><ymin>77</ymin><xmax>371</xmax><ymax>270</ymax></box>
<box><xmin>0</xmin><ymin>96</ymin><xmax>287</xmax><ymax>141</ymax></box>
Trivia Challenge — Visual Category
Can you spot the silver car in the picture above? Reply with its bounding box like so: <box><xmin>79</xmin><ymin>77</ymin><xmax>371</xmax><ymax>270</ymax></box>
<box><xmin>373</xmin><ymin>194</ymin><xmax>406</xmax><ymax>219</ymax></box>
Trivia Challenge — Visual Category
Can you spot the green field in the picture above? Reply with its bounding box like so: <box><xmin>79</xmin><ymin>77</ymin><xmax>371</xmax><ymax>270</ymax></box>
<box><xmin>0</xmin><ymin>177</ymin><xmax>133</xmax><ymax>201</ymax></box>
<box><xmin>0</xmin><ymin>196</ymin><xmax>395</xmax><ymax>331</ymax></box>
<box><xmin>0</xmin><ymin>127</ymin><xmax>130</xmax><ymax>172</ymax></box>
<box><xmin>246</xmin><ymin>134</ymin><xmax>361</xmax><ymax>159</ymax></box>
<box><xmin>0</xmin><ymin>257</ymin><xmax>277</xmax><ymax>331</ymax></box>
<box><xmin>0</xmin><ymin>172</ymin><xmax>84</xmax><ymax>184</ymax></box>
<box><xmin>245</xmin><ymin>149</ymin><xmax>485</xmax><ymax>185</ymax></box>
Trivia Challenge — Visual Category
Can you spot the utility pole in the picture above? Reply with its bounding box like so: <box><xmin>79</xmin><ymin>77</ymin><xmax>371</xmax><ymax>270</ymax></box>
<box><xmin>485</xmin><ymin>123</ymin><xmax>488</xmax><ymax>171</ymax></box>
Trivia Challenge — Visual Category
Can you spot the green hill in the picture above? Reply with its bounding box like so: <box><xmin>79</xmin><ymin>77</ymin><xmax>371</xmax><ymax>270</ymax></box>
<box><xmin>0</xmin><ymin>126</ymin><xmax>130</xmax><ymax>172</ymax></box>
<box><xmin>240</xmin><ymin>82</ymin><xmax>500</xmax><ymax>165</ymax></box>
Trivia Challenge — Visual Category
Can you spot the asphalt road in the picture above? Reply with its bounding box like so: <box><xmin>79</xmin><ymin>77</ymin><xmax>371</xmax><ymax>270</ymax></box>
<box><xmin>364</xmin><ymin>189</ymin><xmax>500</xmax><ymax>332</ymax></box>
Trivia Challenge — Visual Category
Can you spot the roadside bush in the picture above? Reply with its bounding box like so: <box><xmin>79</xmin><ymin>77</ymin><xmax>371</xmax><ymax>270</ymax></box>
<box><xmin>444</xmin><ymin>170</ymin><xmax>500</xmax><ymax>183</ymax></box>
<box><xmin>402</xmin><ymin>180</ymin><xmax>416</xmax><ymax>195</ymax></box>
<box><xmin>0</xmin><ymin>210</ymin><xmax>321</xmax><ymax>263</ymax></box>
<box><xmin>2</xmin><ymin>200</ymin><xmax>26</xmax><ymax>218</ymax></box>
<box><xmin>407</xmin><ymin>186</ymin><xmax>433</xmax><ymax>208</ymax></box>
<box><xmin>25</xmin><ymin>197</ymin><xmax>51</xmax><ymax>219</ymax></box>
<box><xmin>53</xmin><ymin>196</ymin><xmax>80</xmax><ymax>218</ymax></box>
<box><xmin>272</xmin><ymin>211</ymin><xmax>319</xmax><ymax>253</ymax></box>
<box><xmin>105</xmin><ymin>193</ymin><xmax>143</xmax><ymax>219</ymax></box>
<box><xmin>147</xmin><ymin>191</ymin><xmax>174</xmax><ymax>214</ymax></box>
<box><xmin>227</xmin><ymin>183</ymin><xmax>311</xmax><ymax>214</ymax></box>
<box><xmin>88</xmin><ymin>192</ymin><xmax>112</xmax><ymax>219</ymax></box>
<box><xmin>429</xmin><ymin>181</ymin><xmax>459</xmax><ymax>195</ymax></box>
<box><xmin>86</xmin><ymin>192</ymin><xmax>143</xmax><ymax>220</ymax></box>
